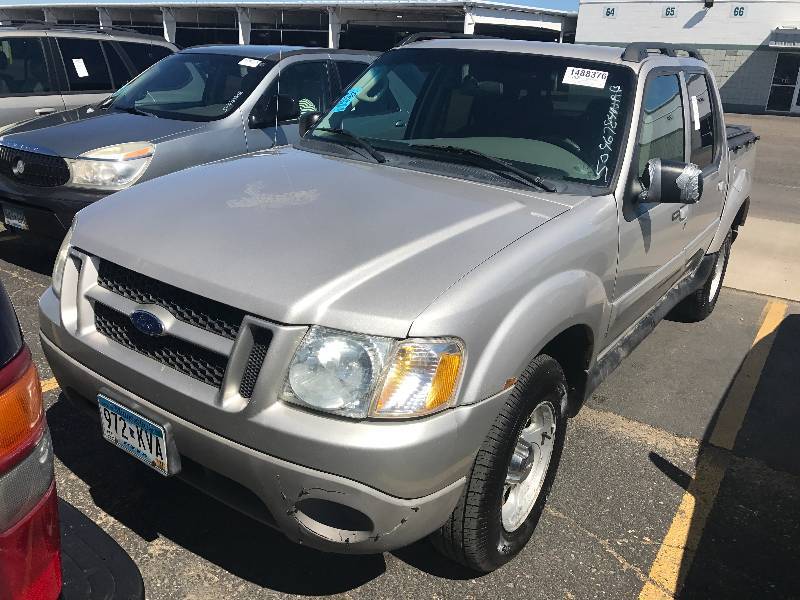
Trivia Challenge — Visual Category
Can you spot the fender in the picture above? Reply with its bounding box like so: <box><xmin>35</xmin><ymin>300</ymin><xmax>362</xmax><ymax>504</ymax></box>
<box><xmin>707</xmin><ymin>143</ymin><xmax>756</xmax><ymax>253</ymax></box>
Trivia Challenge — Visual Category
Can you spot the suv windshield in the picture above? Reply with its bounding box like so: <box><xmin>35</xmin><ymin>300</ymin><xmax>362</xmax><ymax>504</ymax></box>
<box><xmin>311</xmin><ymin>48</ymin><xmax>633</xmax><ymax>187</ymax></box>
<box><xmin>107</xmin><ymin>53</ymin><xmax>272</xmax><ymax>122</ymax></box>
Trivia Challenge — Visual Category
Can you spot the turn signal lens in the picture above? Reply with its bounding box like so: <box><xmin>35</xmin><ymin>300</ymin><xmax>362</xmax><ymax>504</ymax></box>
<box><xmin>373</xmin><ymin>339</ymin><xmax>463</xmax><ymax>418</ymax></box>
<box><xmin>0</xmin><ymin>348</ymin><xmax>44</xmax><ymax>472</ymax></box>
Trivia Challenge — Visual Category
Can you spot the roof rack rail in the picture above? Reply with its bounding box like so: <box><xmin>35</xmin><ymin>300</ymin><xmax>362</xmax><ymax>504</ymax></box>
<box><xmin>1</xmin><ymin>20</ymin><xmax>152</xmax><ymax>37</ymax></box>
<box><xmin>395</xmin><ymin>32</ymin><xmax>495</xmax><ymax>47</ymax></box>
<box><xmin>621</xmin><ymin>42</ymin><xmax>705</xmax><ymax>62</ymax></box>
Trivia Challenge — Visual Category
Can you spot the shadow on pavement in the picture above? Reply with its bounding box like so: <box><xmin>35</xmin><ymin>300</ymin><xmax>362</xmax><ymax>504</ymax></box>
<box><xmin>651</xmin><ymin>312</ymin><xmax>800</xmax><ymax>598</ymax></box>
<box><xmin>60</xmin><ymin>498</ymin><xmax>145</xmax><ymax>600</ymax></box>
<box><xmin>47</xmin><ymin>397</ymin><xmax>386</xmax><ymax>596</ymax></box>
<box><xmin>0</xmin><ymin>229</ymin><xmax>58</xmax><ymax>276</ymax></box>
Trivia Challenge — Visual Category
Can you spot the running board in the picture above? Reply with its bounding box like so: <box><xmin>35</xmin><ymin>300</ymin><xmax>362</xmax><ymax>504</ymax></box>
<box><xmin>571</xmin><ymin>251</ymin><xmax>716</xmax><ymax>415</ymax></box>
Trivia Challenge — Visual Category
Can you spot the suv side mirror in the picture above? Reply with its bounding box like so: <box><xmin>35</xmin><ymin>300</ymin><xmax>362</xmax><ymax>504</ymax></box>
<box><xmin>299</xmin><ymin>111</ymin><xmax>323</xmax><ymax>137</ymax></box>
<box><xmin>639</xmin><ymin>158</ymin><xmax>703</xmax><ymax>204</ymax></box>
<box><xmin>248</xmin><ymin>94</ymin><xmax>300</xmax><ymax>129</ymax></box>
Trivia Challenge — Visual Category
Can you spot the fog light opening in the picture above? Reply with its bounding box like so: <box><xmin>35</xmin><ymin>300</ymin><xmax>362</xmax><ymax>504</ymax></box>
<box><xmin>294</xmin><ymin>498</ymin><xmax>374</xmax><ymax>543</ymax></box>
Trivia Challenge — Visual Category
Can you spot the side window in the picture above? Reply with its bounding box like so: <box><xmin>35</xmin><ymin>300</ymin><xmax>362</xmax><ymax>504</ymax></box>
<box><xmin>102</xmin><ymin>42</ymin><xmax>131</xmax><ymax>89</ymax></box>
<box><xmin>119</xmin><ymin>42</ymin><xmax>172</xmax><ymax>74</ymax></box>
<box><xmin>336</xmin><ymin>61</ymin><xmax>368</xmax><ymax>90</ymax></box>
<box><xmin>275</xmin><ymin>61</ymin><xmax>330</xmax><ymax>115</ymax></box>
<box><xmin>686</xmin><ymin>73</ymin><xmax>716</xmax><ymax>169</ymax></box>
<box><xmin>0</xmin><ymin>37</ymin><xmax>52</xmax><ymax>96</ymax></box>
<box><xmin>57</xmin><ymin>38</ymin><xmax>112</xmax><ymax>92</ymax></box>
<box><xmin>637</xmin><ymin>74</ymin><xmax>685</xmax><ymax>177</ymax></box>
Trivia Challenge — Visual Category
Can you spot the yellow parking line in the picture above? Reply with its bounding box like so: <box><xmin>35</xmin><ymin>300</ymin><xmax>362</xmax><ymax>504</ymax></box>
<box><xmin>639</xmin><ymin>298</ymin><xmax>788</xmax><ymax>599</ymax></box>
<box><xmin>39</xmin><ymin>377</ymin><xmax>60</xmax><ymax>393</ymax></box>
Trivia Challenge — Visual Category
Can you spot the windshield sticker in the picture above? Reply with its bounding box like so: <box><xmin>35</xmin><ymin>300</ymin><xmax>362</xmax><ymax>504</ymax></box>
<box><xmin>595</xmin><ymin>85</ymin><xmax>623</xmax><ymax>184</ymax></box>
<box><xmin>331</xmin><ymin>86</ymin><xmax>362</xmax><ymax>113</ymax></box>
<box><xmin>72</xmin><ymin>58</ymin><xmax>89</xmax><ymax>78</ymax></box>
<box><xmin>239</xmin><ymin>58</ymin><xmax>262</xmax><ymax>68</ymax></box>
<box><xmin>690</xmin><ymin>95</ymin><xmax>701</xmax><ymax>131</ymax></box>
<box><xmin>563</xmin><ymin>67</ymin><xmax>608</xmax><ymax>89</ymax></box>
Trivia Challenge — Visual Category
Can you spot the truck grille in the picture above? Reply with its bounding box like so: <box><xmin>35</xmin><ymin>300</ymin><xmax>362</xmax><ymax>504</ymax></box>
<box><xmin>94</xmin><ymin>303</ymin><xmax>228</xmax><ymax>388</ymax></box>
<box><xmin>97</xmin><ymin>260</ymin><xmax>246</xmax><ymax>340</ymax></box>
<box><xmin>0</xmin><ymin>145</ymin><xmax>70</xmax><ymax>187</ymax></box>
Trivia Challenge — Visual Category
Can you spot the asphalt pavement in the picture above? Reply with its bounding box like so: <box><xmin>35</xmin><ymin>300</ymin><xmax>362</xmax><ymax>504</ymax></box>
<box><xmin>0</xmin><ymin>115</ymin><xmax>798</xmax><ymax>600</ymax></box>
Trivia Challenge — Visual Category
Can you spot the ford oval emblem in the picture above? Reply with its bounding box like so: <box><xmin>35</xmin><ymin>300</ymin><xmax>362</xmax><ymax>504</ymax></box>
<box><xmin>130</xmin><ymin>310</ymin><xmax>165</xmax><ymax>336</ymax></box>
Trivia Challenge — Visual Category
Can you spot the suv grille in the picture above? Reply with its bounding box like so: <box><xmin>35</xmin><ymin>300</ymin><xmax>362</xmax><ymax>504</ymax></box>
<box><xmin>97</xmin><ymin>260</ymin><xmax>246</xmax><ymax>339</ymax></box>
<box><xmin>94</xmin><ymin>303</ymin><xmax>228</xmax><ymax>388</ymax></box>
<box><xmin>0</xmin><ymin>145</ymin><xmax>70</xmax><ymax>187</ymax></box>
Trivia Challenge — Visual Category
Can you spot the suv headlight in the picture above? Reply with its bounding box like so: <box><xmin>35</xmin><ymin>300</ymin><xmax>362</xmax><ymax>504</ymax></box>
<box><xmin>52</xmin><ymin>222</ymin><xmax>74</xmax><ymax>298</ymax></box>
<box><xmin>281</xmin><ymin>326</ymin><xmax>464</xmax><ymax>419</ymax></box>
<box><xmin>66</xmin><ymin>142</ymin><xmax>153</xmax><ymax>190</ymax></box>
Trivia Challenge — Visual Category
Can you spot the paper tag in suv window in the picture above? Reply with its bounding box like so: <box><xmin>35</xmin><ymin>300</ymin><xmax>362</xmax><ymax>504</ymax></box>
<box><xmin>239</xmin><ymin>58</ymin><xmax>262</xmax><ymax>68</ymax></box>
<box><xmin>72</xmin><ymin>58</ymin><xmax>89</xmax><ymax>78</ymax></box>
<box><xmin>562</xmin><ymin>67</ymin><xmax>608</xmax><ymax>89</ymax></box>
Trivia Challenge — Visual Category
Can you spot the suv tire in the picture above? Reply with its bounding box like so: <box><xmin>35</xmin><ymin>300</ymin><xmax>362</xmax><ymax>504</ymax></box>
<box><xmin>431</xmin><ymin>354</ymin><xmax>567</xmax><ymax>572</ymax></box>
<box><xmin>671</xmin><ymin>231</ymin><xmax>731</xmax><ymax>323</ymax></box>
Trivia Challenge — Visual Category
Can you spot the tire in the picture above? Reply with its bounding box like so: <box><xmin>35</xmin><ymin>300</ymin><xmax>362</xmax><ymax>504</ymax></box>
<box><xmin>430</xmin><ymin>354</ymin><xmax>567</xmax><ymax>572</ymax></box>
<box><xmin>670</xmin><ymin>231</ymin><xmax>731</xmax><ymax>323</ymax></box>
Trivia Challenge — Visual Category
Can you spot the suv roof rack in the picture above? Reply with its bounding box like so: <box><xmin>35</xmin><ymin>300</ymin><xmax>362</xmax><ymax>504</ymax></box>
<box><xmin>395</xmin><ymin>32</ymin><xmax>495</xmax><ymax>47</ymax></box>
<box><xmin>0</xmin><ymin>20</ymin><xmax>159</xmax><ymax>38</ymax></box>
<box><xmin>621</xmin><ymin>42</ymin><xmax>705</xmax><ymax>62</ymax></box>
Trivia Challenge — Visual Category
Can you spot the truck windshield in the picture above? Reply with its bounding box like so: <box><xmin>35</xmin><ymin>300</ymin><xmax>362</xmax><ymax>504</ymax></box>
<box><xmin>311</xmin><ymin>48</ymin><xmax>633</xmax><ymax>187</ymax></box>
<box><xmin>106</xmin><ymin>53</ymin><xmax>272</xmax><ymax>122</ymax></box>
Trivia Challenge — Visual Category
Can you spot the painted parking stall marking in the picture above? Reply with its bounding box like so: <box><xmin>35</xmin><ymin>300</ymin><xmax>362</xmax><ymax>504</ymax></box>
<box><xmin>98</xmin><ymin>395</ymin><xmax>170</xmax><ymax>476</ymax></box>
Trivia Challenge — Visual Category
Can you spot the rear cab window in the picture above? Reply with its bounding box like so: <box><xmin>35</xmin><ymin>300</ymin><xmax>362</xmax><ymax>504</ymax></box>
<box><xmin>56</xmin><ymin>37</ymin><xmax>113</xmax><ymax>92</ymax></box>
<box><xmin>0</xmin><ymin>37</ymin><xmax>53</xmax><ymax>96</ymax></box>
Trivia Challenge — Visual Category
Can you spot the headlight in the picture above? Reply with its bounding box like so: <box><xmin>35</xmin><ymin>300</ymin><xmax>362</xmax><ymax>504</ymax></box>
<box><xmin>52</xmin><ymin>222</ymin><xmax>74</xmax><ymax>298</ymax></box>
<box><xmin>66</xmin><ymin>142</ymin><xmax>153</xmax><ymax>190</ymax></box>
<box><xmin>281</xmin><ymin>326</ymin><xmax>464</xmax><ymax>419</ymax></box>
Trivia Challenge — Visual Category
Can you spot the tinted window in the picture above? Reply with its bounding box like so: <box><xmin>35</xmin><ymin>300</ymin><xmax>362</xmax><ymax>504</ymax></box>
<box><xmin>103</xmin><ymin>42</ymin><xmax>131</xmax><ymax>89</ymax></box>
<box><xmin>106</xmin><ymin>52</ymin><xmax>270</xmax><ymax>122</ymax></box>
<box><xmin>275</xmin><ymin>61</ymin><xmax>330</xmax><ymax>114</ymax></box>
<box><xmin>336</xmin><ymin>61</ymin><xmax>368</xmax><ymax>90</ymax></box>
<box><xmin>0</xmin><ymin>37</ymin><xmax>51</xmax><ymax>96</ymax></box>
<box><xmin>119</xmin><ymin>42</ymin><xmax>172</xmax><ymax>73</ymax></box>
<box><xmin>314</xmin><ymin>49</ymin><xmax>634</xmax><ymax>186</ymax></box>
<box><xmin>0</xmin><ymin>283</ymin><xmax>22</xmax><ymax>369</ymax></box>
<box><xmin>686</xmin><ymin>73</ymin><xmax>716</xmax><ymax>168</ymax></box>
<box><xmin>57</xmin><ymin>38</ymin><xmax>112</xmax><ymax>92</ymax></box>
<box><xmin>637</xmin><ymin>74</ymin><xmax>685</xmax><ymax>177</ymax></box>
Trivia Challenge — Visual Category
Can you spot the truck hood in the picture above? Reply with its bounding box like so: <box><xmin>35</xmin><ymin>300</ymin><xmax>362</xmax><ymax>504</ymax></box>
<box><xmin>74</xmin><ymin>148</ymin><xmax>572</xmax><ymax>337</ymax></box>
<box><xmin>0</xmin><ymin>107</ymin><xmax>206</xmax><ymax>159</ymax></box>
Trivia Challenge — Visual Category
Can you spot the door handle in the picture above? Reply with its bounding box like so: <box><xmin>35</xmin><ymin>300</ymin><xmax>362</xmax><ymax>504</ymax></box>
<box><xmin>34</xmin><ymin>107</ymin><xmax>56</xmax><ymax>115</ymax></box>
<box><xmin>671</xmin><ymin>206</ymin><xmax>689</xmax><ymax>223</ymax></box>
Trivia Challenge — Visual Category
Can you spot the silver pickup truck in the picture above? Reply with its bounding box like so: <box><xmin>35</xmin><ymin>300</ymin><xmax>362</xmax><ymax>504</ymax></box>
<box><xmin>40</xmin><ymin>38</ymin><xmax>757</xmax><ymax>572</ymax></box>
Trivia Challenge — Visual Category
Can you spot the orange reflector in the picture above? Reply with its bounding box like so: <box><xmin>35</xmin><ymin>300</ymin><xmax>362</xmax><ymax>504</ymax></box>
<box><xmin>426</xmin><ymin>353</ymin><xmax>461</xmax><ymax>411</ymax></box>
<box><xmin>122</xmin><ymin>147</ymin><xmax>153</xmax><ymax>160</ymax></box>
<box><xmin>0</xmin><ymin>350</ymin><xmax>43</xmax><ymax>468</ymax></box>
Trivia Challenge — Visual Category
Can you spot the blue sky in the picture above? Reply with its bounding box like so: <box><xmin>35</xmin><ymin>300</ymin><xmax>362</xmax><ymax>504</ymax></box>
<box><xmin>516</xmin><ymin>0</ymin><xmax>579</xmax><ymax>10</ymax></box>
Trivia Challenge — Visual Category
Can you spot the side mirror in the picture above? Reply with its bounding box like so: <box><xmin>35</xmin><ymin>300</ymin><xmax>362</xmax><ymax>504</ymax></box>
<box><xmin>248</xmin><ymin>93</ymin><xmax>300</xmax><ymax>129</ymax></box>
<box><xmin>299</xmin><ymin>111</ymin><xmax>323</xmax><ymax>137</ymax></box>
<box><xmin>639</xmin><ymin>158</ymin><xmax>703</xmax><ymax>204</ymax></box>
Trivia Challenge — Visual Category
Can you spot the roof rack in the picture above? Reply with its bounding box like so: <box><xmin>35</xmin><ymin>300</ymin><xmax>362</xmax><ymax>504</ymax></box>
<box><xmin>1</xmin><ymin>20</ymin><xmax>158</xmax><ymax>38</ymax></box>
<box><xmin>395</xmin><ymin>32</ymin><xmax>495</xmax><ymax>47</ymax></box>
<box><xmin>621</xmin><ymin>42</ymin><xmax>705</xmax><ymax>62</ymax></box>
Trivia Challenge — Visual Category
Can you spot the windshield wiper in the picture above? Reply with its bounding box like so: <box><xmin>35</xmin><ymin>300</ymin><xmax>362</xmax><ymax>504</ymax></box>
<box><xmin>112</xmin><ymin>105</ymin><xmax>157</xmax><ymax>118</ymax></box>
<box><xmin>313</xmin><ymin>127</ymin><xmax>386</xmax><ymax>164</ymax></box>
<box><xmin>409</xmin><ymin>144</ymin><xmax>556</xmax><ymax>192</ymax></box>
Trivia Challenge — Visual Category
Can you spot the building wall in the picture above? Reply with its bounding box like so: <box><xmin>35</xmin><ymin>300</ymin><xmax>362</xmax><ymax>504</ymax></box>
<box><xmin>575</xmin><ymin>0</ymin><xmax>800</xmax><ymax>113</ymax></box>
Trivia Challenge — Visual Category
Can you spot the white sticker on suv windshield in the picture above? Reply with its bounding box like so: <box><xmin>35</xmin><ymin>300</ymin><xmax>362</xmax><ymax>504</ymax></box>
<box><xmin>562</xmin><ymin>67</ymin><xmax>608</xmax><ymax>89</ymax></box>
<box><xmin>72</xmin><ymin>58</ymin><xmax>89</xmax><ymax>78</ymax></box>
<box><xmin>239</xmin><ymin>58</ymin><xmax>262</xmax><ymax>68</ymax></box>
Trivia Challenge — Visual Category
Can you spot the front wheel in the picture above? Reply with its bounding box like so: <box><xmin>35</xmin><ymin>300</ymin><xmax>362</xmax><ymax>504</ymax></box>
<box><xmin>431</xmin><ymin>354</ymin><xmax>567</xmax><ymax>572</ymax></box>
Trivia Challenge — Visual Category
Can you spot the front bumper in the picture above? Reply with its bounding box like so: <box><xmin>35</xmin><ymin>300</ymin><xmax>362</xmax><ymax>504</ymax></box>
<box><xmin>41</xmin><ymin>333</ymin><xmax>466</xmax><ymax>553</ymax></box>
<box><xmin>0</xmin><ymin>178</ymin><xmax>102</xmax><ymax>240</ymax></box>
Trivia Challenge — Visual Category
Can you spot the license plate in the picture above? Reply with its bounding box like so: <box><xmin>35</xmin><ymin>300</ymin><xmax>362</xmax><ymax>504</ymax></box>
<box><xmin>98</xmin><ymin>395</ymin><xmax>170</xmax><ymax>476</ymax></box>
<box><xmin>2</xmin><ymin>205</ymin><xmax>27</xmax><ymax>230</ymax></box>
